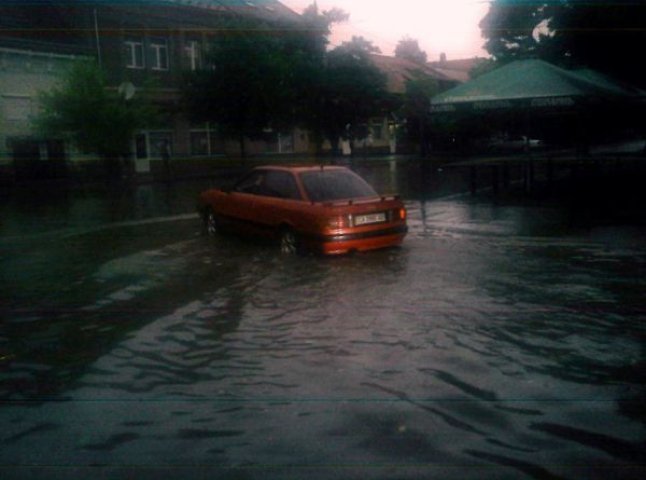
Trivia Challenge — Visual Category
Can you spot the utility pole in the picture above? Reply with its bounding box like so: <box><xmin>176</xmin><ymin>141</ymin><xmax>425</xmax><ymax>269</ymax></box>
<box><xmin>93</xmin><ymin>8</ymin><xmax>102</xmax><ymax>67</ymax></box>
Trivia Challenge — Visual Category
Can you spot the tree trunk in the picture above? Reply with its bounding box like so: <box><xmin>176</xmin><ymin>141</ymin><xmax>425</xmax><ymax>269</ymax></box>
<box><xmin>102</xmin><ymin>155</ymin><xmax>122</xmax><ymax>181</ymax></box>
<box><xmin>310</xmin><ymin>131</ymin><xmax>323</xmax><ymax>157</ymax></box>
<box><xmin>238</xmin><ymin>134</ymin><xmax>246</xmax><ymax>159</ymax></box>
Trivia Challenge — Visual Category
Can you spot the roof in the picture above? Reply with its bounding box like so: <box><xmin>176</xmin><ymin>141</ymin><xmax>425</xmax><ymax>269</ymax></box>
<box><xmin>0</xmin><ymin>0</ymin><xmax>302</xmax><ymax>55</ymax></box>
<box><xmin>0</xmin><ymin>0</ymin><xmax>298</xmax><ymax>17</ymax></box>
<box><xmin>369</xmin><ymin>54</ymin><xmax>454</xmax><ymax>94</ymax></box>
<box><xmin>108</xmin><ymin>1</ymin><xmax>302</xmax><ymax>24</ymax></box>
<box><xmin>428</xmin><ymin>57</ymin><xmax>486</xmax><ymax>83</ymax></box>
<box><xmin>431</xmin><ymin>59</ymin><xmax>643</xmax><ymax>112</ymax></box>
<box><xmin>166</xmin><ymin>0</ymin><xmax>302</xmax><ymax>23</ymax></box>
<box><xmin>0</xmin><ymin>1</ymin><xmax>89</xmax><ymax>54</ymax></box>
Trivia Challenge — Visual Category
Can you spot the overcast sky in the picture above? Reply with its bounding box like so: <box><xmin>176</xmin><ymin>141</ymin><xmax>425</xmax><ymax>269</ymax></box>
<box><xmin>281</xmin><ymin>0</ymin><xmax>490</xmax><ymax>61</ymax></box>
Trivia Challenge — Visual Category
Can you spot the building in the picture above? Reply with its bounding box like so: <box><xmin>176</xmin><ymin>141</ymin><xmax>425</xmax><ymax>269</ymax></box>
<box><xmin>428</xmin><ymin>53</ymin><xmax>487</xmax><ymax>84</ymax></box>
<box><xmin>358</xmin><ymin>54</ymin><xmax>456</xmax><ymax>155</ymax></box>
<box><xmin>316</xmin><ymin>54</ymin><xmax>457</xmax><ymax>156</ymax></box>
<box><xmin>0</xmin><ymin>0</ymin><xmax>305</xmax><ymax>181</ymax></box>
<box><xmin>0</xmin><ymin>46</ymin><xmax>86</xmax><ymax>181</ymax></box>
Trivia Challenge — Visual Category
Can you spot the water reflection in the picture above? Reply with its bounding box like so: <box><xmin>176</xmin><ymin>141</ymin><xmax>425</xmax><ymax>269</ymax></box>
<box><xmin>0</xmin><ymin>178</ymin><xmax>217</xmax><ymax>238</ymax></box>
<box><xmin>0</xmin><ymin>160</ymin><xmax>644</xmax><ymax>478</ymax></box>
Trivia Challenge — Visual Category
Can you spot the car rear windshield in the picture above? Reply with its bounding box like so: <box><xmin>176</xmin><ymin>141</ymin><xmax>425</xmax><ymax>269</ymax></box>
<box><xmin>300</xmin><ymin>170</ymin><xmax>377</xmax><ymax>202</ymax></box>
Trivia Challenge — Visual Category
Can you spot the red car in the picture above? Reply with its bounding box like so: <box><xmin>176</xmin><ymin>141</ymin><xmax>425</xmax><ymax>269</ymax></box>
<box><xmin>198</xmin><ymin>165</ymin><xmax>407</xmax><ymax>255</ymax></box>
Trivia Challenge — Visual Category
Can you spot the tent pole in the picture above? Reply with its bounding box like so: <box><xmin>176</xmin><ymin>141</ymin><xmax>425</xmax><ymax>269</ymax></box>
<box><xmin>524</xmin><ymin>107</ymin><xmax>533</xmax><ymax>193</ymax></box>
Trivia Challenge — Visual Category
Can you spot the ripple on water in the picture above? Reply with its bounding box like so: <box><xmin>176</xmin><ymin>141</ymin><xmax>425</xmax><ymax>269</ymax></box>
<box><xmin>2</xmin><ymin>198</ymin><xmax>643</xmax><ymax>477</ymax></box>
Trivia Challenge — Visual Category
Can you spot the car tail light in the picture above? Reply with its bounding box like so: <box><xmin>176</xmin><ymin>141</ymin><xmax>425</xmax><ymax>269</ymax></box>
<box><xmin>398</xmin><ymin>208</ymin><xmax>407</xmax><ymax>220</ymax></box>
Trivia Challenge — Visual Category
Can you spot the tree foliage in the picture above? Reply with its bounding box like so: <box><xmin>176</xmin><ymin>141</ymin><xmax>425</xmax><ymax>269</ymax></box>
<box><xmin>480</xmin><ymin>0</ymin><xmax>553</xmax><ymax>62</ymax></box>
<box><xmin>395</xmin><ymin>37</ymin><xmax>427</xmax><ymax>64</ymax></box>
<box><xmin>400</xmin><ymin>75</ymin><xmax>442</xmax><ymax>154</ymax></box>
<box><xmin>184</xmin><ymin>14</ymin><xmax>389</xmax><ymax>155</ymax></box>
<box><xmin>288</xmin><ymin>3</ymin><xmax>350</xmax><ymax>151</ymax></box>
<box><xmin>184</xmin><ymin>26</ymin><xmax>296</xmax><ymax>156</ymax></box>
<box><xmin>319</xmin><ymin>36</ymin><xmax>389</xmax><ymax>148</ymax></box>
<box><xmin>300</xmin><ymin>2</ymin><xmax>349</xmax><ymax>59</ymax></box>
<box><xmin>480</xmin><ymin>0</ymin><xmax>646</xmax><ymax>86</ymax></box>
<box><xmin>294</xmin><ymin>34</ymin><xmax>389</xmax><ymax>152</ymax></box>
<box><xmin>337</xmin><ymin>35</ymin><xmax>382</xmax><ymax>55</ymax></box>
<box><xmin>468</xmin><ymin>58</ymin><xmax>498</xmax><ymax>79</ymax></box>
<box><xmin>36</xmin><ymin>60</ymin><xmax>154</xmax><ymax>164</ymax></box>
<box><xmin>549</xmin><ymin>1</ymin><xmax>646</xmax><ymax>86</ymax></box>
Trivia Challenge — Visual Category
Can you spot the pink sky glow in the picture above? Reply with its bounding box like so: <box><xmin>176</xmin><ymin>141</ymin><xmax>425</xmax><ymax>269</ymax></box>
<box><xmin>281</xmin><ymin>0</ymin><xmax>490</xmax><ymax>61</ymax></box>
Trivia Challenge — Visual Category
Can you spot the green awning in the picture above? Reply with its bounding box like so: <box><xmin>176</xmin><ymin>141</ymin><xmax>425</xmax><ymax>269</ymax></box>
<box><xmin>430</xmin><ymin>59</ymin><xmax>642</xmax><ymax>113</ymax></box>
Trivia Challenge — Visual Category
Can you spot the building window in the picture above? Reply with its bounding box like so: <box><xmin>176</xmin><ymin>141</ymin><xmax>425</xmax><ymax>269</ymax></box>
<box><xmin>371</xmin><ymin>120</ymin><xmax>383</xmax><ymax>140</ymax></box>
<box><xmin>148</xmin><ymin>132</ymin><xmax>173</xmax><ymax>158</ymax></box>
<box><xmin>189</xmin><ymin>124</ymin><xmax>223</xmax><ymax>156</ymax></box>
<box><xmin>2</xmin><ymin>95</ymin><xmax>33</xmax><ymax>121</ymax></box>
<box><xmin>150</xmin><ymin>38</ymin><xmax>169</xmax><ymax>71</ymax></box>
<box><xmin>190</xmin><ymin>131</ymin><xmax>209</xmax><ymax>156</ymax></box>
<box><xmin>124</xmin><ymin>39</ymin><xmax>145</xmax><ymax>69</ymax></box>
<box><xmin>184</xmin><ymin>40</ymin><xmax>201</xmax><ymax>71</ymax></box>
<box><xmin>278</xmin><ymin>133</ymin><xmax>293</xmax><ymax>153</ymax></box>
<box><xmin>135</xmin><ymin>134</ymin><xmax>148</xmax><ymax>159</ymax></box>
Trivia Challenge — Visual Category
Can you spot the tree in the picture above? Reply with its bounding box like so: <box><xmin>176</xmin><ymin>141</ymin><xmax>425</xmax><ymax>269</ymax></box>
<box><xmin>36</xmin><ymin>60</ymin><xmax>155</xmax><ymax>178</ymax></box>
<box><xmin>290</xmin><ymin>3</ymin><xmax>349</xmax><ymax>153</ymax></box>
<box><xmin>480</xmin><ymin>0</ymin><xmax>646</xmax><ymax>86</ymax></box>
<box><xmin>479</xmin><ymin>0</ymin><xmax>553</xmax><ymax>63</ymax></box>
<box><xmin>184</xmin><ymin>7</ymin><xmax>390</xmax><ymax>157</ymax></box>
<box><xmin>401</xmin><ymin>76</ymin><xmax>442</xmax><ymax>155</ymax></box>
<box><xmin>321</xmin><ymin>36</ymin><xmax>389</xmax><ymax>153</ymax></box>
<box><xmin>337</xmin><ymin>35</ymin><xmax>382</xmax><ymax>55</ymax></box>
<box><xmin>468</xmin><ymin>58</ymin><xmax>498</xmax><ymax>79</ymax></box>
<box><xmin>300</xmin><ymin>2</ymin><xmax>349</xmax><ymax>59</ymax></box>
<box><xmin>184</xmin><ymin>5</ymin><xmax>353</xmax><ymax>158</ymax></box>
<box><xmin>184</xmin><ymin>7</ymin><xmax>390</xmax><ymax>158</ymax></box>
<box><xmin>395</xmin><ymin>37</ymin><xmax>427</xmax><ymax>64</ymax></box>
<box><xmin>549</xmin><ymin>1</ymin><xmax>646</xmax><ymax>86</ymax></box>
<box><xmin>184</xmin><ymin>24</ymin><xmax>296</xmax><ymax>157</ymax></box>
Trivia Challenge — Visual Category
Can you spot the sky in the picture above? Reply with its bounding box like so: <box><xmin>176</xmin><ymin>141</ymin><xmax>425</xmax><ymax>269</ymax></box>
<box><xmin>280</xmin><ymin>0</ymin><xmax>490</xmax><ymax>61</ymax></box>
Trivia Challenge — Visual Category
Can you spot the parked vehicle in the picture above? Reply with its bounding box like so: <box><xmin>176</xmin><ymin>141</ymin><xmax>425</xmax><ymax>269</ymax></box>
<box><xmin>487</xmin><ymin>135</ymin><xmax>542</xmax><ymax>152</ymax></box>
<box><xmin>198</xmin><ymin>165</ymin><xmax>408</xmax><ymax>255</ymax></box>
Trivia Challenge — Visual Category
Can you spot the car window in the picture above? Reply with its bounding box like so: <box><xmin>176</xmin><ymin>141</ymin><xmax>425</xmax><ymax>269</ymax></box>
<box><xmin>261</xmin><ymin>171</ymin><xmax>302</xmax><ymax>200</ymax></box>
<box><xmin>234</xmin><ymin>171</ymin><xmax>265</xmax><ymax>194</ymax></box>
<box><xmin>300</xmin><ymin>169</ymin><xmax>377</xmax><ymax>202</ymax></box>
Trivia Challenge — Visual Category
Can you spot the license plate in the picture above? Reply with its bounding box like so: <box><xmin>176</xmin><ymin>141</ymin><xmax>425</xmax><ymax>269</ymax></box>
<box><xmin>354</xmin><ymin>212</ymin><xmax>386</xmax><ymax>226</ymax></box>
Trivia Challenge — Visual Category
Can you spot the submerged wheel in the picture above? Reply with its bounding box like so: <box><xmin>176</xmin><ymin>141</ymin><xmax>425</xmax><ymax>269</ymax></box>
<box><xmin>204</xmin><ymin>209</ymin><xmax>219</xmax><ymax>236</ymax></box>
<box><xmin>280</xmin><ymin>229</ymin><xmax>299</xmax><ymax>254</ymax></box>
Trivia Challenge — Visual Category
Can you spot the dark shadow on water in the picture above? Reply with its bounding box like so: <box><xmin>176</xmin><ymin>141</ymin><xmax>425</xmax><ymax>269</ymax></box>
<box><xmin>530</xmin><ymin>422</ymin><xmax>645</xmax><ymax>463</ymax></box>
<box><xmin>83</xmin><ymin>432</ymin><xmax>140</xmax><ymax>452</ymax></box>
<box><xmin>464</xmin><ymin>449</ymin><xmax>567</xmax><ymax>480</ymax></box>
<box><xmin>0</xmin><ymin>226</ymin><xmax>251</xmax><ymax>401</ymax></box>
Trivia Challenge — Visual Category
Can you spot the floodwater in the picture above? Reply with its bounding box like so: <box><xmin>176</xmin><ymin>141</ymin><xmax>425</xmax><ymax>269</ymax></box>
<box><xmin>0</xmin><ymin>160</ymin><xmax>644</xmax><ymax>479</ymax></box>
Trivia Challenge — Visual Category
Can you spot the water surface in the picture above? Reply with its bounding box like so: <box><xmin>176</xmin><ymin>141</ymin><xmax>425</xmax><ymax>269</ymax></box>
<box><xmin>1</xmin><ymin>160</ymin><xmax>644</xmax><ymax>479</ymax></box>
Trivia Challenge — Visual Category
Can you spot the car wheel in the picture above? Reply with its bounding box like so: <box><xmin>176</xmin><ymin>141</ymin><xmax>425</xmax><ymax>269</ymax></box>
<box><xmin>280</xmin><ymin>229</ymin><xmax>299</xmax><ymax>254</ymax></box>
<box><xmin>204</xmin><ymin>209</ymin><xmax>219</xmax><ymax>236</ymax></box>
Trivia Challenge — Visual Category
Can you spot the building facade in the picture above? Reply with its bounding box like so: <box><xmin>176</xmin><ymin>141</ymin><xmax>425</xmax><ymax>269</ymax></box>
<box><xmin>0</xmin><ymin>47</ymin><xmax>87</xmax><ymax>181</ymax></box>
<box><xmin>0</xmin><ymin>0</ymin><xmax>306</xmax><ymax>181</ymax></box>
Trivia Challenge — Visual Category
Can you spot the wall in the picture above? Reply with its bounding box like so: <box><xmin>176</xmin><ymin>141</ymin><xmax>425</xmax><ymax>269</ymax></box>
<box><xmin>0</xmin><ymin>47</ymin><xmax>85</xmax><ymax>180</ymax></box>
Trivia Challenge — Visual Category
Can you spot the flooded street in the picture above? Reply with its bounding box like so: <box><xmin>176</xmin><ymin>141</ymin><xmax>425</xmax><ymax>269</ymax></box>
<box><xmin>1</xmin><ymin>160</ymin><xmax>644</xmax><ymax>479</ymax></box>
